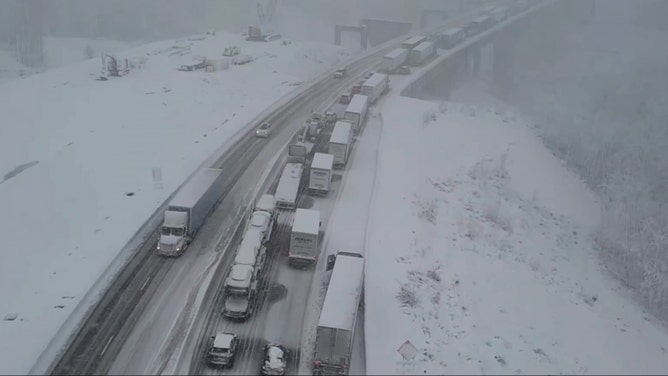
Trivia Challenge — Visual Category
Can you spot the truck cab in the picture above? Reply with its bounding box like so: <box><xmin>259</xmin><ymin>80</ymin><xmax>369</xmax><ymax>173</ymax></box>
<box><xmin>157</xmin><ymin>210</ymin><xmax>189</xmax><ymax>256</ymax></box>
<box><xmin>208</xmin><ymin>332</ymin><xmax>239</xmax><ymax>368</ymax></box>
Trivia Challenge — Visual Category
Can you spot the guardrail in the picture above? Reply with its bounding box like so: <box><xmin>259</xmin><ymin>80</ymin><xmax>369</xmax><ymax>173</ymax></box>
<box><xmin>33</xmin><ymin>7</ymin><xmax>505</xmax><ymax>374</ymax></box>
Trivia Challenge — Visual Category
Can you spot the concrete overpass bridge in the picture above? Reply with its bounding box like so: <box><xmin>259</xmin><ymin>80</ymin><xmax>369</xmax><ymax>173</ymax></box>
<box><xmin>402</xmin><ymin>0</ymin><xmax>594</xmax><ymax>100</ymax></box>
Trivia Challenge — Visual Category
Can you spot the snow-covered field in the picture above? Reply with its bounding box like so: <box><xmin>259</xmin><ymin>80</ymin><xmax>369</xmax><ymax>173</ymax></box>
<box><xmin>0</xmin><ymin>31</ymin><xmax>350</xmax><ymax>374</ymax></box>
<box><xmin>0</xmin><ymin>37</ymin><xmax>143</xmax><ymax>85</ymax></box>
<box><xmin>363</xmin><ymin>92</ymin><xmax>668</xmax><ymax>374</ymax></box>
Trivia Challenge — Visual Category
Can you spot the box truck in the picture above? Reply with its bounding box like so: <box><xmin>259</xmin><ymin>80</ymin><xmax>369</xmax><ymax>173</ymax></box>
<box><xmin>289</xmin><ymin>208</ymin><xmax>320</xmax><ymax>267</ymax></box>
<box><xmin>308</xmin><ymin>153</ymin><xmax>334</xmax><ymax>196</ymax></box>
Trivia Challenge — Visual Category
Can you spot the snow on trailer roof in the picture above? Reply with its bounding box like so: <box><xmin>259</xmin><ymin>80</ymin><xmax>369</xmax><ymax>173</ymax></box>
<box><xmin>384</xmin><ymin>47</ymin><xmax>407</xmax><ymax>59</ymax></box>
<box><xmin>311</xmin><ymin>152</ymin><xmax>334</xmax><ymax>171</ymax></box>
<box><xmin>363</xmin><ymin>73</ymin><xmax>388</xmax><ymax>89</ymax></box>
<box><xmin>255</xmin><ymin>194</ymin><xmax>275</xmax><ymax>213</ymax></box>
<box><xmin>275</xmin><ymin>162</ymin><xmax>303</xmax><ymax>202</ymax></box>
<box><xmin>292</xmin><ymin>208</ymin><xmax>320</xmax><ymax>235</ymax></box>
<box><xmin>413</xmin><ymin>41</ymin><xmax>434</xmax><ymax>53</ymax></box>
<box><xmin>318</xmin><ymin>253</ymin><xmax>364</xmax><ymax>331</ymax></box>
<box><xmin>169</xmin><ymin>168</ymin><xmax>223</xmax><ymax>208</ymax></box>
<box><xmin>345</xmin><ymin>94</ymin><xmax>368</xmax><ymax>114</ymax></box>
<box><xmin>330</xmin><ymin>121</ymin><xmax>352</xmax><ymax>145</ymax></box>
<box><xmin>234</xmin><ymin>227</ymin><xmax>263</xmax><ymax>266</ymax></box>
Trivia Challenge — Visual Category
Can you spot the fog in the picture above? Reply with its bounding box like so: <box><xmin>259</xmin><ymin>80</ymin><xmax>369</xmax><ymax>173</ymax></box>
<box><xmin>0</xmin><ymin>0</ymin><xmax>471</xmax><ymax>48</ymax></box>
<box><xmin>508</xmin><ymin>0</ymin><xmax>668</xmax><ymax>323</ymax></box>
<box><xmin>2</xmin><ymin>0</ymin><xmax>668</xmax><ymax>353</ymax></box>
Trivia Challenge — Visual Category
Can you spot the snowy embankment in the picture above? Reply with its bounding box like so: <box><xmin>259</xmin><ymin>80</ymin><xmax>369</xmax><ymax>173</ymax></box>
<box><xmin>0</xmin><ymin>31</ymin><xmax>350</xmax><ymax>374</ymax></box>
<box><xmin>0</xmin><ymin>37</ymin><xmax>142</xmax><ymax>85</ymax></box>
<box><xmin>364</xmin><ymin>94</ymin><xmax>668</xmax><ymax>374</ymax></box>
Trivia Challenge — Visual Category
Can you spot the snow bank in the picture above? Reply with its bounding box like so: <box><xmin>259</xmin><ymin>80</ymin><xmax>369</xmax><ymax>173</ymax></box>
<box><xmin>0</xmin><ymin>31</ymin><xmax>349</xmax><ymax>374</ymax></box>
<box><xmin>364</xmin><ymin>95</ymin><xmax>668</xmax><ymax>374</ymax></box>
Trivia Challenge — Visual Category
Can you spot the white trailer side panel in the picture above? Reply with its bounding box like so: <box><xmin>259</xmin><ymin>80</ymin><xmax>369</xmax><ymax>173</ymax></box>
<box><xmin>344</xmin><ymin>94</ymin><xmax>368</xmax><ymax>133</ymax></box>
<box><xmin>382</xmin><ymin>47</ymin><xmax>408</xmax><ymax>72</ymax></box>
<box><xmin>361</xmin><ymin>73</ymin><xmax>389</xmax><ymax>103</ymax></box>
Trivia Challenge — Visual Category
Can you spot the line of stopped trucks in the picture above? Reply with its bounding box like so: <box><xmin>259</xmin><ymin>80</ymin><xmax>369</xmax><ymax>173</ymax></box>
<box><xmin>154</xmin><ymin>2</ymin><xmax>539</xmax><ymax>374</ymax></box>
<box><xmin>154</xmin><ymin>75</ymin><xmax>379</xmax><ymax>374</ymax></box>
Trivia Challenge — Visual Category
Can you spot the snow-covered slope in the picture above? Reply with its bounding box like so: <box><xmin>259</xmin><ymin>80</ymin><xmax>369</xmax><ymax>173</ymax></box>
<box><xmin>0</xmin><ymin>31</ymin><xmax>350</xmax><ymax>374</ymax></box>
<box><xmin>0</xmin><ymin>37</ymin><xmax>143</xmax><ymax>85</ymax></box>
<box><xmin>364</xmin><ymin>94</ymin><xmax>668</xmax><ymax>374</ymax></box>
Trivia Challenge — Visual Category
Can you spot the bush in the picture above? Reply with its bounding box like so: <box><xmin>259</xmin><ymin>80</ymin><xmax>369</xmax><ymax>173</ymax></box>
<box><xmin>84</xmin><ymin>45</ymin><xmax>95</xmax><ymax>59</ymax></box>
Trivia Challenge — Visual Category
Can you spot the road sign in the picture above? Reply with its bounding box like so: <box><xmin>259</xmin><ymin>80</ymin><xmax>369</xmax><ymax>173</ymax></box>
<box><xmin>397</xmin><ymin>340</ymin><xmax>418</xmax><ymax>361</ymax></box>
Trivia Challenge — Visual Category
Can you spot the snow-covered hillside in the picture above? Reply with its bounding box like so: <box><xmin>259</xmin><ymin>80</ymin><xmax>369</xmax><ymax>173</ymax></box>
<box><xmin>0</xmin><ymin>31</ymin><xmax>350</xmax><ymax>374</ymax></box>
<box><xmin>511</xmin><ymin>0</ymin><xmax>668</xmax><ymax>325</ymax></box>
<box><xmin>0</xmin><ymin>37</ymin><xmax>143</xmax><ymax>85</ymax></box>
<box><xmin>364</xmin><ymin>94</ymin><xmax>668</xmax><ymax>374</ymax></box>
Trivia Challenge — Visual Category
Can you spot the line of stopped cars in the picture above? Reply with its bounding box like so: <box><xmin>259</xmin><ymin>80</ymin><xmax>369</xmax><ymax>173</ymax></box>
<box><xmin>207</xmin><ymin>331</ymin><xmax>288</xmax><ymax>375</ymax></box>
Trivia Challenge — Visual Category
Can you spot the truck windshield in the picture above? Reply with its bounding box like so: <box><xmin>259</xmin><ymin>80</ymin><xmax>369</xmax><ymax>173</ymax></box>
<box><xmin>162</xmin><ymin>227</ymin><xmax>185</xmax><ymax>236</ymax></box>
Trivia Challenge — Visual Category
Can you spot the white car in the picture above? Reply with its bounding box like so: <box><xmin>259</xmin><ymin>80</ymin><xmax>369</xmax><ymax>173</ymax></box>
<box><xmin>261</xmin><ymin>344</ymin><xmax>288</xmax><ymax>375</ymax></box>
<box><xmin>256</xmin><ymin>122</ymin><xmax>272</xmax><ymax>137</ymax></box>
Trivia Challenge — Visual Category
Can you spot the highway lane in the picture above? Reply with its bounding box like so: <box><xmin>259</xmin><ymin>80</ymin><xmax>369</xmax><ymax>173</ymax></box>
<box><xmin>51</xmin><ymin>5</ymin><xmax>505</xmax><ymax>374</ymax></box>
<box><xmin>105</xmin><ymin>52</ymin><xmax>387</xmax><ymax>375</ymax></box>
<box><xmin>190</xmin><ymin>116</ymin><xmax>339</xmax><ymax>376</ymax></box>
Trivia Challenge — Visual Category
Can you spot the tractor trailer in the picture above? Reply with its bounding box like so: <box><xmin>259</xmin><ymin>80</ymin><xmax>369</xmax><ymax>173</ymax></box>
<box><xmin>157</xmin><ymin>168</ymin><xmax>225</xmax><ymax>256</ymax></box>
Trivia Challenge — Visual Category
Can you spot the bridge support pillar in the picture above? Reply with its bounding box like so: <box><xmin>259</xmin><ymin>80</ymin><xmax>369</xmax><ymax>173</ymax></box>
<box><xmin>492</xmin><ymin>25</ymin><xmax>517</xmax><ymax>98</ymax></box>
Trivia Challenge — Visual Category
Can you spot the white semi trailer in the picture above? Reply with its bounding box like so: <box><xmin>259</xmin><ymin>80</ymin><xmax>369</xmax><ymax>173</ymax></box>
<box><xmin>313</xmin><ymin>252</ymin><xmax>364</xmax><ymax>375</ymax></box>
<box><xmin>157</xmin><ymin>168</ymin><xmax>225</xmax><ymax>256</ymax></box>
<box><xmin>328</xmin><ymin>121</ymin><xmax>354</xmax><ymax>170</ymax></box>
<box><xmin>361</xmin><ymin>73</ymin><xmax>389</xmax><ymax>104</ymax></box>
<box><xmin>344</xmin><ymin>94</ymin><xmax>368</xmax><ymax>135</ymax></box>
<box><xmin>381</xmin><ymin>47</ymin><xmax>408</xmax><ymax>73</ymax></box>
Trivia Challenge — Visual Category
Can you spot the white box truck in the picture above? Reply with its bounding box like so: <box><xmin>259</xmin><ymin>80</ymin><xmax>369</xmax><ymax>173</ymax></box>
<box><xmin>309</xmin><ymin>153</ymin><xmax>334</xmax><ymax>196</ymax></box>
<box><xmin>361</xmin><ymin>73</ymin><xmax>389</xmax><ymax>104</ymax></box>
<box><xmin>329</xmin><ymin>121</ymin><xmax>353</xmax><ymax>170</ymax></box>
<box><xmin>289</xmin><ymin>208</ymin><xmax>320</xmax><ymax>267</ymax></box>
<box><xmin>409</xmin><ymin>41</ymin><xmax>435</xmax><ymax>66</ymax></box>
<box><xmin>157</xmin><ymin>168</ymin><xmax>225</xmax><ymax>256</ymax></box>
<box><xmin>344</xmin><ymin>94</ymin><xmax>368</xmax><ymax>135</ymax></box>
<box><xmin>381</xmin><ymin>47</ymin><xmax>409</xmax><ymax>73</ymax></box>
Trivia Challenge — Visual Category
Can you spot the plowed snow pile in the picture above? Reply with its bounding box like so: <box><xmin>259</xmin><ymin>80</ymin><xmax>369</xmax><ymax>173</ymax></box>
<box><xmin>364</xmin><ymin>95</ymin><xmax>668</xmax><ymax>374</ymax></box>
